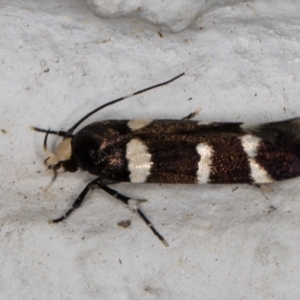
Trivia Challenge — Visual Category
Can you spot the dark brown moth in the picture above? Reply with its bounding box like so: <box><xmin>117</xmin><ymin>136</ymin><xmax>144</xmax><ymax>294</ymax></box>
<box><xmin>33</xmin><ymin>59</ymin><xmax>300</xmax><ymax>246</ymax></box>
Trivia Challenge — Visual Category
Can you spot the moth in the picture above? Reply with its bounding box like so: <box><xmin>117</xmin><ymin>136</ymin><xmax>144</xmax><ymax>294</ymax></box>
<box><xmin>33</xmin><ymin>59</ymin><xmax>300</xmax><ymax>246</ymax></box>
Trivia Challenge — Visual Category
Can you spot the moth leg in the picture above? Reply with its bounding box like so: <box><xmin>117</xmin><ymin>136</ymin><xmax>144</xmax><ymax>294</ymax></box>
<box><xmin>253</xmin><ymin>183</ymin><xmax>273</xmax><ymax>192</ymax></box>
<box><xmin>182</xmin><ymin>107</ymin><xmax>201</xmax><ymax>120</ymax></box>
<box><xmin>95</xmin><ymin>182</ymin><xmax>169</xmax><ymax>247</ymax></box>
<box><xmin>32</xmin><ymin>127</ymin><xmax>68</xmax><ymax>137</ymax></box>
<box><xmin>50</xmin><ymin>177</ymin><xmax>100</xmax><ymax>223</ymax></box>
<box><xmin>50</xmin><ymin>177</ymin><xmax>168</xmax><ymax>246</ymax></box>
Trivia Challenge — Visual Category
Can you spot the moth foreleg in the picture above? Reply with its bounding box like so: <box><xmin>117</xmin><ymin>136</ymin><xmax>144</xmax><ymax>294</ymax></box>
<box><xmin>50</xmin><ymin>177</ymin><xmax>168</xmax><ymax>246</ymax></box>
<box><xmin>96</xmin><ymin>182</ymin><xmax>169</xmax><ymax>247</ymax></box>
<box><xmin>182</xmin><ymin>107</ymin><xmax>201</xmax><ymax>120</ymax></box>
<box><xmin>50</xmin><ymin>177</ymin><xmax>100</xmax><ymax>223</ymax></box>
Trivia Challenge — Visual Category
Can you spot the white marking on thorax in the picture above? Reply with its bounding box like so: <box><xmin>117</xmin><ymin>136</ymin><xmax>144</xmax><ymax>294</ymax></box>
<box><xmin>126</xmin><ymin>139</ymin><xmax>152</xmax><ymax>183</ymax></box>
<box><xmin>196</xmin><ymin>143</ymin><xmax>213</xmax><ymax>184</ymax></box>
<box><xmin>240</xmin><ymin>135</ymin><xmax>273</xmax><ymax>184</ymax></box>
<box><xmin>128</xmin><ymin>120</ymin><xmax>153</xmax><ymax>131</ymax></box>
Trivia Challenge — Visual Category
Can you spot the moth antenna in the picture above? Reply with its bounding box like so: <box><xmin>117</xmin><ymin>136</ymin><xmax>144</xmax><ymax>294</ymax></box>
<box><xmin>67</xmin><ymin>57</ymin><xmax>211</xmax><ymax>135</ymax></box>
<box><xmin>184</xmin><ymin>57</ymin><xmax>211</xmax><ymax>75</ymax></box>
<box><xmin>31</xmin><ymin>126</ymin><xmax>68</xmax><ymax>137</ymax></box>
<box><xmin>43</xmin><ymin>129</ymin><xmax>55</xmax><ymax>159</ymax></box>
<box><xmin>41</xmin><ymin>129</ymin><xmax>59</xmax><ymax>190</ymax></box>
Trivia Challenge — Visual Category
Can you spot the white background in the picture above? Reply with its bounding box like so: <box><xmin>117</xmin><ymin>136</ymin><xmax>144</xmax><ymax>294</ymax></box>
<box><xmin>1</xmin><ymin>0</ymin><xmax>300</xmax><ymax>299</ymax></box>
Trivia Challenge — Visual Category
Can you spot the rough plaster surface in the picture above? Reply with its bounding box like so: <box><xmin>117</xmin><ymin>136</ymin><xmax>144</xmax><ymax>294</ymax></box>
<box><xmin>1</xmin><ymin>0</ymin><xmax>300</xmax><ymax>299</ymax></box>
<box><xmin>86</xmin><ymin>0</ymin><xmax>245</xmax><ymax>32</ymax></box>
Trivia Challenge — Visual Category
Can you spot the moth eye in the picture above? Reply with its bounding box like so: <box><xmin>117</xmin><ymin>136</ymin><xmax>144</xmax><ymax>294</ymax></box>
<box><xmin>62</xmin><ymin>160</ymin><xmax>78</xmax><ymax>173</ymax></box>
<box><xmin>54</xmin><ymin>162</ymin><xmax>63</xmax><ymax>170</ymax></box>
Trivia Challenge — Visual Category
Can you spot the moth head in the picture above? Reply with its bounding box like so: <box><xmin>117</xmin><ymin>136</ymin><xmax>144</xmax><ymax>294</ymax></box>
<box><xmin>43</xmin><ymin>130</ymin><xmax>78</xmax><ymax>174</ymax></box>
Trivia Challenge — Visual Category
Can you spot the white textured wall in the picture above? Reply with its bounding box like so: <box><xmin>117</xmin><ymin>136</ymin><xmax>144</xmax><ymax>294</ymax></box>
<box><xmin>86</xmin><ymin>0</ymin><xmax>245</xmax><ymax>32</ymax></box>
<box><xmin>1</xmin><ymin>0</ymin><xmax>300</xmax><ymax>299</ymax></box>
